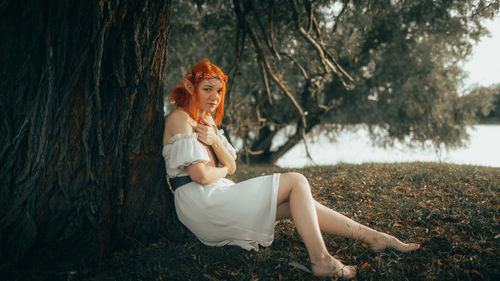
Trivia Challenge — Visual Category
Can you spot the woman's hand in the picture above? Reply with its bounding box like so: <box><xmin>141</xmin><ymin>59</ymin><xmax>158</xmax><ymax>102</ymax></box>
<box><xmin>193</xmin><ymin>121</ymin><xmax>237</xmax><ymax>175</ymax></box>
<box><xmin>194</xmin><ymin>123</ymin><xmax>220</xmax><ymax>146</ymax></box>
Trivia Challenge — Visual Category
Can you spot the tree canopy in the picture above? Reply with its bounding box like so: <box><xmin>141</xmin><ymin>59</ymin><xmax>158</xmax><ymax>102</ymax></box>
<box><xmin>165</xmin><ymin>0</ymin><xmax>499</xmax><ymax>163</ymax></box>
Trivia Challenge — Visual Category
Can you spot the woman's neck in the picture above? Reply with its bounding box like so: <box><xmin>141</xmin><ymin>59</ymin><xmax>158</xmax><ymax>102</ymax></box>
<box><xmin>185</xmin><ymin>105</ymin><xmax>210</xmax><ymax>126</ymax></box>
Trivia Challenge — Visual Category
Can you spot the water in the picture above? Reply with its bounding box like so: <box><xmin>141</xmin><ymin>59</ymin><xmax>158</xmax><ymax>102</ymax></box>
<box><xmin>275</xmin><ymin>124</ymin><xmax>500</xmax><ymax>168</ymax></box>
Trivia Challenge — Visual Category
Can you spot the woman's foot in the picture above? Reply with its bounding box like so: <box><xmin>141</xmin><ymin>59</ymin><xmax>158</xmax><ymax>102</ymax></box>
<box><xmin>368</xmin><ymin>231</ymin><xmax>420</xmax><ymax>253</ymax></box>
<box><xmin>311</xmin><ymin>255</ymin><xmax>356</xmax><ymax>280</ymax></box>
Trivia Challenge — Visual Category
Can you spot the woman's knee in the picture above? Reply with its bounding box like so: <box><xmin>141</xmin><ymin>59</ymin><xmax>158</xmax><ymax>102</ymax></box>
<box><xmin>278</xmin><ymin>172</ymin><xmax>311</xmax><ymax>204</ymax></box>
<box><xmin>281</xmin><ymin>172</ymin><xmax>310</xmax><ymax>191</ymax></box>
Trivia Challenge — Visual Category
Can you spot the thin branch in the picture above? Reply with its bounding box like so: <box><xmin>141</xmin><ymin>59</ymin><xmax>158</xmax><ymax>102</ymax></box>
<box><xmin>318</xmin><ymin>104</ymin><xmax>334</xmax><ymax>111</ymax></box>
<box><xmin>279</xmin><ymin>52</ymin><xmax>309</xmax><ymax>79</ymax></box>
<box><xmin>247</xmin><ymin>23</ymin><xmax>307</xmax><ymax>128</ymax></box>
<box><xmin>258</xmin><ymin>60</ymin><xmax>273</xmax><ymax>104</ymax></box>
<box><xmin>289</xmin><ymin>0</ymin><xmax>354</xmax><ymax>88</ymax></box>
<box><xmin>246</xmin><ymin>148</ymin><xmax>264</xmax><ymax>155</ymax></box>
<box><xmin>236</xmin><ymin>0</ymin><xmax>307</xmax><ymax>131</ymax></box>
<box><xmin>312</xmin><ymin>15</ymin><xmax>324</xmax><ymax>46</ymax></box>
<box><xmin>268</xmin><ymin>0</ymin><xmax>281</xmax><ymax>60</ymax></box>
<box><xmin>248</xmin><ymin>0</ymin><xmax>281</xmax><ymax>60</ymax></box>
<box><xmin>226</xmin><ymin>21</ymin><xmax>247</xmax><ymax>106</ymax></box>
<box><xmin>300</xmin><ymin>122</ymin><xmax>314</xmax><ymax>162</ymax></box>
<box><xmin>324</xmin><ymin>51</ymin><xmax>355</xmax><ymax>84</ymax></box>
<box><xmin>228</xmin><ymin>22</ymin><xmax>246</xmax><ymax>76</ymax></box>
<box><xmin>289</xmin><ymin>0</ymin><xmax>331</xmax><ymax>73</ymax></box>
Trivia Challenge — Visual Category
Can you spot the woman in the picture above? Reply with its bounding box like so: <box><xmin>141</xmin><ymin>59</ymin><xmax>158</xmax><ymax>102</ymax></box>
<box><xmin>162</xmin><ymin>59</ymin><xmax>419</xmax><ymax>279</ymax></box>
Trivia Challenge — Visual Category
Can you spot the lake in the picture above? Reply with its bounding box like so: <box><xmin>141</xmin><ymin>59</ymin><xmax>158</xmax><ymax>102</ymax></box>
<box><xmin>274</xmin><ymin>124</ymin><xmax>500</xmax><ymax>168</ymax></box>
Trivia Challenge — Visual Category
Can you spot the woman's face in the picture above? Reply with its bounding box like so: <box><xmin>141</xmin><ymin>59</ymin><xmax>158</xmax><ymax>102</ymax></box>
<box><xmin>196</xmin><ymin>77</ymin><xmax>223</xmax><ymax>114</ymax></box>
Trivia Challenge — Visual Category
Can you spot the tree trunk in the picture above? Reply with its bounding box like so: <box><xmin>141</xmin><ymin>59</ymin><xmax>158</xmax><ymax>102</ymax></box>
<box><xmin>0</xmin><ymin>0</ymin><xmax>175</xmax><ymax>266</ymax></box>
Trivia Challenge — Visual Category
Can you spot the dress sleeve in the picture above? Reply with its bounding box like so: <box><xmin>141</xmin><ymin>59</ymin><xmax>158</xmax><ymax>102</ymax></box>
<box><xmin>162</xmin><ymin>133</ymin><xmax>210</xmax><ymax>173</ymax></box>
<box><xmin>216</xmin><ymin>129</ymin><xmax>237</xmax><ymax>160</ymax></box>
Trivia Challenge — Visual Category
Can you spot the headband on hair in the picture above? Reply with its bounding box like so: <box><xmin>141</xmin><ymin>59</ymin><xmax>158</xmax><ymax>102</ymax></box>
<box><xmin>187</xmin><ymin>71</ymin><xmax>228</xmax><ymax>84</ymax></box>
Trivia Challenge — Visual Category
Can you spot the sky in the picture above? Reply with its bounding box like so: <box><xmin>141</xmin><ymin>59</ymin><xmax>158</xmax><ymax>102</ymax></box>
<box><xmin>461</xmin><ymin>16</ymin><xmax>500</xmax><ymax>89</ymax></box>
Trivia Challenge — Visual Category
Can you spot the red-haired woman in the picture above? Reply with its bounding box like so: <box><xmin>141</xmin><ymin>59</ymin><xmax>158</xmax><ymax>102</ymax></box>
<box><xmin>162</xmin><ymin>59</ymin><xmax>419</xmax><ymax>279</ymax></box>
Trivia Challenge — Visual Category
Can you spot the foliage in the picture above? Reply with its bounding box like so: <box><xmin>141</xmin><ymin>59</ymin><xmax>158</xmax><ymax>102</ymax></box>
<box><xmin>469</xmin><ymin>84</ymin><xmax>500</xmax><ymax>123</ymax></box>
<box><xmin>5</xmin><ymin>163</ymin><xmax>499</xmax><ymax>280</ymax></box>
<box><xmin>164</xmin><ymin>0</ymin><xmax>499</xmax><ymax>163</ymax></box>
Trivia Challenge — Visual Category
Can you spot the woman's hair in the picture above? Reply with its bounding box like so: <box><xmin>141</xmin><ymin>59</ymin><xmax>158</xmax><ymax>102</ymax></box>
<box><xmin>168</xmin><ymin>58</ymin><xmax>228</xmax><ymax>126</ymax></box>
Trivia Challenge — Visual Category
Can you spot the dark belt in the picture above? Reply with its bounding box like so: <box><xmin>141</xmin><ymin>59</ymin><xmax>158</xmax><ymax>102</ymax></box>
<box><xmin>168</xmin><ymin>175</ymin><xmax>193</xmax><ymax>191</ymax></box>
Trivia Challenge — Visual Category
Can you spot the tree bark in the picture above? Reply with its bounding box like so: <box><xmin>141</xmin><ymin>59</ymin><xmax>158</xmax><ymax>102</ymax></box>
<box><xmin>0</xmin><ymin>0</ymin><xmax>174</xmax><ymax>266</ymax></box>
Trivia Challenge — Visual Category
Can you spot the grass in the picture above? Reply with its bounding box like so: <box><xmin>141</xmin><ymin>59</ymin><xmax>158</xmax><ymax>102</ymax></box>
<box><xmin>11</xmin><ymin>163</ymin><xmax>500</xmax><ymax>280</ymax></box>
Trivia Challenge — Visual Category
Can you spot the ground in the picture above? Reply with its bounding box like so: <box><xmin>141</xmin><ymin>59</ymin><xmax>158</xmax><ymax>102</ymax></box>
<box><xmin>6</xmin><ymin>162</ymin><xmax>500</xmax><ymax>280</ymax></box>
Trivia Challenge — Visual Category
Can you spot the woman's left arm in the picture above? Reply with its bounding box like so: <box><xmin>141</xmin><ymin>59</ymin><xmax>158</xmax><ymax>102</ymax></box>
<box><xmin>195</xmin><ymin>124</ymin><xmax>237</xmax><ymax>175</ymax></box>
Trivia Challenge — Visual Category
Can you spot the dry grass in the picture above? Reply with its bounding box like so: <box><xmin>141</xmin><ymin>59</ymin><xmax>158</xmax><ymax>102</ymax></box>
<box><xmin>8</xmin><ymin>163</ymin><xmax>500</xmax><ymax>280</ymax></box>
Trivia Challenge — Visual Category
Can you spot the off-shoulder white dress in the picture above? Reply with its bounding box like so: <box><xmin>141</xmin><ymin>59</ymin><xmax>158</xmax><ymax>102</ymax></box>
<box><xmin>162</xmin><ymin>130</ymin><xmax>280</xmax><ymax>251</ymax></box>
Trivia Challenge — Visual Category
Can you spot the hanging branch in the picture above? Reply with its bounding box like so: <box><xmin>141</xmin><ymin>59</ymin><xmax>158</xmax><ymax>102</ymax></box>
<box><xmin>312</xmin><ymin>14</ymin><xmax>324</xmax><ymax>45</ymax></box>
<box><xmin>324</xmin><ymin>50</ymin><xmax>355</xmax><ymax>85</ymax></box>
<box><xmin>289</xmin><ymin>0</ymin><xmax>354</xmax><ymax>89</ymax></box>
<box><xmin>279</xmin><ymin>51</ymin><xmax>309</xmax><ymax>79</ymax></box>
<box><xmin>226</xmin><ymin>21</ymin><xmax>247</xmax><ymax>107</ymax></box>
<box><xmin>268</xmin><ymin>0</ymin><xmax>281</xmax><ymax>60</ymax></box>
<box><xmin>258</xmin><ymin>60</ymin><xmax>273</xmax><ymax>104</ymax></box>
<box><xmin>248</xmin><ymin>28</ymin><xmax>316</xmax><ymax>160</ymax></box>
<box><xmin>235</xmin><ymin>0</ymin><xmax>306</xmax><ymax>128</ymax></box>
<box><xmin>314</xmin><ymin>1</ymin><xmax>354</xmax><ymax>83</ymax></box>
<box><xmin>246</xmin><ymin>25</ymin><xmax>307</xmax><ymax>130</ymax></box>
<box><xmin>228</xmin><ymin>19</ymin><xmax>247</xmax><ymax>77</ymax></box>
<box><xmin>303</xmin><ymin>0</ymin><xmax>314</xmax><ymax>34</ymax></box>
<box><xmin>248</xmin><ymin>0</ymin><xmax>281</xmax><ymax>60</ymax></box>
<box><xmin>234</xmin><ymin>0</ymin><xmax>313</xmax><ymax>161</ymax></box>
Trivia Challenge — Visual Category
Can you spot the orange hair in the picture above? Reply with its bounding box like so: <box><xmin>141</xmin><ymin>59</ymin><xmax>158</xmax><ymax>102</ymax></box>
<box><xmin>168</xmin><ymin>58</ymin><xmax>227</xmax><ymax>126</ymax></box>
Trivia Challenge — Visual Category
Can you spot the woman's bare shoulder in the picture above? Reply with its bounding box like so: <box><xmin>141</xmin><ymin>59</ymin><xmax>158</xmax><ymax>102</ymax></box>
<box><xmin>165</xmin><ymin>110</ymin><xmax>194</xmax><ymax>136</ymax></box>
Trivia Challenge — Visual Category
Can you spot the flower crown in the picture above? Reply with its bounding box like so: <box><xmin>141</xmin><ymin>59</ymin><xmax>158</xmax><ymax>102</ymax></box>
<box><xmin>187</xmin><ymin>71</ymin><xmax>228</xmax><ymax>84</ymax></box>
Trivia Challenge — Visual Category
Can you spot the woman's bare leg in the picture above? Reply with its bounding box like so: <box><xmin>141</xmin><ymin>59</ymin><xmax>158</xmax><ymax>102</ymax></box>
<box><xmin>277</xmin><ymin>200</ymin><xmax>419</xmax><ymax>252</ymax></box>
<box><xmin>277</xmin><ymin>172</ymin><xmax>356</xmax><ymax>279</ymax></box>
<box><xmin>315</xmin><ymin>201</ymin><xmax>420</xmax><ymax>252</ymax></box>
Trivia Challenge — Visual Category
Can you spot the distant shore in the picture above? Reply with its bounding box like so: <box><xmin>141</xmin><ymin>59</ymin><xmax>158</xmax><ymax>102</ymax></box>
<box><xmin>479</xmin><ymin>118</ymin><xmax>500</xmax><ymax>124</ymax></box>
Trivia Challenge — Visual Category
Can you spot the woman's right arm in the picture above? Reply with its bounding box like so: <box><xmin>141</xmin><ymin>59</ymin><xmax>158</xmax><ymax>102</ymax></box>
<box><xmin>187</xmin><ymin>163</ymin><xmax>228</xmax><ymax>185</ymax></box>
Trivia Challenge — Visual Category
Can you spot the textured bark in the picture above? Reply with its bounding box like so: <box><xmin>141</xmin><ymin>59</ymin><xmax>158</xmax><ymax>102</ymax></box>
<box><xmin>0</xmin><ymin>0</ymin><xmax>173</xmax><ymax>265</ymax></box>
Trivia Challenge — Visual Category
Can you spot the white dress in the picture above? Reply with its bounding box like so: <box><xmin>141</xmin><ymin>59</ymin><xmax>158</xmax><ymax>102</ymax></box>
<box><xmin>162</xmin><ymin>130</ymin><xmax>280</xmax><ymax>251</ymax></box>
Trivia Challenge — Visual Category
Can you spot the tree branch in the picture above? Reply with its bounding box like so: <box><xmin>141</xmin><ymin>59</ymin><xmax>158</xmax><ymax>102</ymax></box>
<box><xmin>279</xmin><ymin>52</ymin><xmax>309</xmax><ymax>79</ymax></box>
<box><xmin>289</xmin><ymin>0</ymin><xmax>354</xmax><ymax>89</ymax></box>
<box><xmin>247</xmin><ymin>24</ymin><xmax>307</xmax><ymax>128</ymax></box>
<box><xmin>226</xmin><ymin>21</ymin><xmax>247</xmax><ymax>106</ymax></box>
<box><xmin>303</xmin><ymin>0</ymin><xmax>313</xmax><ymax>34</ymax></box>
<box><xmin>258</xmin><ymin>60</ymin><xmax>273</xmax><ymax>104</ymax></box>
<box><xmin>248</xmin><ymin>0</ymin><xmax>281</xmax><ymax>60</ymax></box>
<box><xmin>270</xmin><ymin>115</ymin><xmax>322</xmax><ymax>163</ymax></box>
<box><xmin>268</xmin><ymin>0</ymin><xmax>281</xmax><ymax>60</ymax></box>
<box><xmin>235</xmin><ymin>0</ymin><xmax>307</xmax><ymax>131</ymax></box>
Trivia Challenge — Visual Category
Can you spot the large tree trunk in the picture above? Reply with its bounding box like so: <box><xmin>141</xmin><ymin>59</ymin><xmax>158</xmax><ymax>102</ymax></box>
<box><xmin>0</xmin><ymin>0</ymin><xmax>174</xmax><ymax>266</ymax></box>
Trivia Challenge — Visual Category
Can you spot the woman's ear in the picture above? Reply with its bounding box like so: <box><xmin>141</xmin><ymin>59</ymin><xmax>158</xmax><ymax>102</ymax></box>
<box><xmin>182</xmin><ymin>78</ymin><xmax>194</xmax><ymax>95</ymax></box>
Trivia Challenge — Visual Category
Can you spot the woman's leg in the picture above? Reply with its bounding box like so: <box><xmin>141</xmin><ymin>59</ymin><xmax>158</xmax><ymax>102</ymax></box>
<box><xmin>314</xmin><ymin>201</ymin><xmax>420</xmax><ymax>252</ymax></box>
<box><xmin>277</xmin><ymin>200</ymin><xmax>419</xmax><ymax>252</ymax></box>
<box><xmin>277</xmin><ymin>172</ymin><xmax>356</xmax><ymax>279</ymax></box>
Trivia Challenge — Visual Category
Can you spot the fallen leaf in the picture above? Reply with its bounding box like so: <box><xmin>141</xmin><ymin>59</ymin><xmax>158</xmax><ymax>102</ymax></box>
<box><xmin>361</xmin><ymin>262</ymin><xmax>371</xmax><ymax>269</ymax></box>
<box><xmin>288</xmin><ymin>260</ymin><xmax>312</xmax><ymax>274</ymax></box>
<box><xmin>471</xmin><ymin>269</ymin><xmax>483</xmax><ymax>278</ymax></box>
